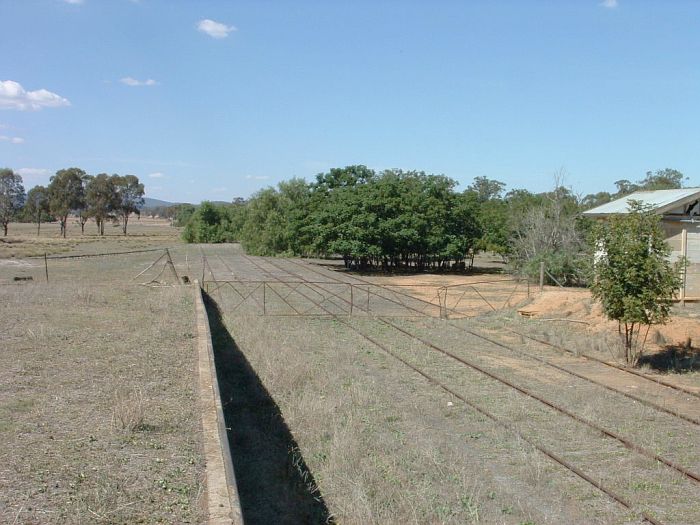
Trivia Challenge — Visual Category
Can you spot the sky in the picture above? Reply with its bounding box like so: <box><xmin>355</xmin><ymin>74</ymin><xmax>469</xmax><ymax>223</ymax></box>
<box><xmin>1</xmin><ymin>0</ymin><xmax>699</xmax><ymax>203</ymax></box>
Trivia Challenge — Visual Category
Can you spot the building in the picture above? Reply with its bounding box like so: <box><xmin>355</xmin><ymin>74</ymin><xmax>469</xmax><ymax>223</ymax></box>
<box><xmin>583</xmin><ymin>188</ymin><xmax>700</xmax><ymax>301</ymax></box>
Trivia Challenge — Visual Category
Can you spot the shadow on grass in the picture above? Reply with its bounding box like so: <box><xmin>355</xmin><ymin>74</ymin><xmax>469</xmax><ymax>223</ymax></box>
<box><xmin>314</xmin><ymin>261</ymin><xmax>506</xmax><ymax>277</ymax></box>
<box><xmin>639</xmin><ymin>343</ymin><xmax>700</xmax><ymax>373</ymax></box>
<box><xmin>203</xmin><ymin>293</ymin><xmax>334</xmax><ymax>525</ymax></box>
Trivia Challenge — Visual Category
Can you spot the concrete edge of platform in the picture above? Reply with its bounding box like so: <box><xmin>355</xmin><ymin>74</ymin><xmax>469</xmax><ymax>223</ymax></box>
<box><xmin>194</xmin><ymin>280</ymin><xmax>243</xmax><ymax>524</ymax></box>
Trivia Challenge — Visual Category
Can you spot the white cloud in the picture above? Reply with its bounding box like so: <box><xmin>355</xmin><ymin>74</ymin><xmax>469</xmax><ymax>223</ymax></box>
<box><xmin>120</xmin><ymin>77</ymin><xmax>158</xmax><ymax>87</ymax></box>
<box><xmin>16</xmin><ymin>168</ymin><xmax>52</xmax><ymax>183</ymax></box>
<box><xmin>0</xmin><ymin>80</ymin><xmax>70</xmax><ymax>111</ymax></box>
<box><xmin>63</xmin><ymin>0</ymin><xmax>84</xmax><ymax>4</ymax></box>
<box><xmin>148</xmin><ymin>172</ymin><xmax>165</xmax><ymax>178</ymax></box>
<box><xmin>197</xmin><ymin>19</ymin><xmax>236</xmax><ymax>39</ymax></box>
<box><xmin>245</xmin><ymin>175</ymin><xmax>269</xmax><ymax>181</ymax></box>
<box><xmin>0</xmin><ymin>135</ymin><xmax>24</xmax><ymax>144</ymax></box>
<box><xmin>600</xmin><ymin>0</ymin><xmax>618</xmax><ymax>8</ymax></box>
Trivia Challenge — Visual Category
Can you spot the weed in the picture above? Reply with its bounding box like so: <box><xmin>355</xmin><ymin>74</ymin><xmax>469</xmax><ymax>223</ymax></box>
<box><xmin>111</xmin><ymin>387</ymin><xmax>147</xmax><ymax>432</ymax></box>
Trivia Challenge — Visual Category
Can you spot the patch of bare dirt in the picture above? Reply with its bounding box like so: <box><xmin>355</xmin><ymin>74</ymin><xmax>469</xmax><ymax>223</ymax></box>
<box><xmin>518</xmin><ymin>287</ymin><xmax>700</xmax><ymax>365</ymax></box>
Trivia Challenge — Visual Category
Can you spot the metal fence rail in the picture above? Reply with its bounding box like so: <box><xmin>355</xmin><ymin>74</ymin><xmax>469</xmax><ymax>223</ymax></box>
<box><xmin>202</xmin><ymin>278</ymin><xmax>529</xmax><ymax>318</ymax></box>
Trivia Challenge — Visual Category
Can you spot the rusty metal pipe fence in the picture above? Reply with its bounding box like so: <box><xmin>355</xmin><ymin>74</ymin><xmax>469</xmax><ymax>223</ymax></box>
<box><xmin>202</xmin><ymin>278</ymin><xmax>529</xmax><ymax>318</ymax></box>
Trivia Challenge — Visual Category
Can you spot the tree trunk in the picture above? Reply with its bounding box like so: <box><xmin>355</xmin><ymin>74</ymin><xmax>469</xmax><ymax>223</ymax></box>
<box><xmin>3</xmin><ymin>223</ymin><xmax>7</xmax><ymax>236</ymax></box>
<box><xmin>122</xmin><ymin>215</ymin><xmax>128</xmax><ymax>235</ymax></box>
<box><xmin>37</xmin><ymin>219</ymin><xmax>41</xmax><ymax>236</ymax></box>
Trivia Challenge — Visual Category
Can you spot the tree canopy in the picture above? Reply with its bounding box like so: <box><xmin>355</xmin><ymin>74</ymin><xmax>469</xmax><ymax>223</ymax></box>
<box><xmin>590</xmin><ymin>201</ymin><xmax>683</xmax><ymax>365</ymax></box>
<box><xmin>48</xmin><ymin>168</ymin><xmax>86</xmax><ymax>238</ymax></box>
<box><xmin>0</xmin><ymin>168</ymin><xmax>26</xmax><ymax>236</ymax></box>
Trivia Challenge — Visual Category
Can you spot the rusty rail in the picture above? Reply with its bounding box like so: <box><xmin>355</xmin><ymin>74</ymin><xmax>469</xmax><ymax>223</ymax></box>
<box><xmin>379</xmin><ymin>317</ymin><xmax>700</xmax><ymax>486</ymax></box>
<box><xmin>210</xmin><ymin>254</ymin><xmax>671</xmax><ymax>524</ymax></box>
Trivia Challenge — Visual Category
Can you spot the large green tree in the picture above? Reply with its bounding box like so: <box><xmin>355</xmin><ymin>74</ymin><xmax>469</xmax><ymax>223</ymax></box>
<box><xmin>48</xmin><ymin>168</ymin><xmax>86</xmax><ymax>238</ymax></box>
<box><xmin>0</xmin><ymin>168</ymin><xmax>26</xmax><ymax>236</ymax></box>
<box><xmin>590</xmin><ymin>201</ymin><xmax>683</xmax><ymax>365</ymax></box>
<box><xmin>24</xmin><ymin>185</ymin><xmax>50</xmax><ymax>235</ymax></box>
<box><xmin>86</xmin><ymin>174</ymin><xmax>119</xmax><ymax>235</ymax></box>
<box><xmin>113</xmin><ymin>175</ymin><xmax>144</xmax><ymax>235</ymax></box>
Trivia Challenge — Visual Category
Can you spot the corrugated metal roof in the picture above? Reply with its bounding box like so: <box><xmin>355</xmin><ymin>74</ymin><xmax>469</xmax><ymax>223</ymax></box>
<box><xmin>583</xmin><ymin>188</ymin><xmax>700</xmax><ymax>216</ymax></box>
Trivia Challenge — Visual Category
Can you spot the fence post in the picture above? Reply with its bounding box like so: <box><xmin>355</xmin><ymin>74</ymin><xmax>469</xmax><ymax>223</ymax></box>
<box><xmin>680</xmin><ymin>228</ymin><xmax>688</xmax><ymax>306</ymax></box>
<box><xmin>350</xmin><ymin>284</ymin><xmax>354</xmax><ymax>316</ymax></box>
<box><xmin>439</xmin><ymin>286</ymin><xmax>447</xmax><ymax>319</ymax></box>
<box><xmin>539</xmin><ymin>261</ymin><xmax>545</xmax><ymax>292</ymax></box>
<box><xmin>44</xmin><ymin>253</ymin><xmax>49</xmax><ymax>283</ymax></box>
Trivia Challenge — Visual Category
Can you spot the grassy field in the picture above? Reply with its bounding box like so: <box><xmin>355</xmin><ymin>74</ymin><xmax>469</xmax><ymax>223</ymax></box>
<box><xmin>0</xmin><ymin>217</ymin><xmax>179</xmax><ymax>259</ymax></box>
<box><xmin>2</xmin><ymin>225</ymin><xmax>699</xmax><ymax>524</ymax></box>
<box><xmin>0</xmin><ymin>221</ymin><xmax>204</xmax><ymax>524</ymax></box>
<box><xmin>197</xmin><ymin>245</ymin><xmax>700</xmax><ymax>525</ymax></box>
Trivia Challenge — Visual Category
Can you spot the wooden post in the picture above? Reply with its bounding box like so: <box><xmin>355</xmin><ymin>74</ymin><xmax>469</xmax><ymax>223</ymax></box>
<box><xmin>539</xmin><ymin>261</ymin><xmax>545</xmax><ymax>292</ymax></box>
<box><xmin>439</xmin><ymin>286</ymin><xmax>447</xmax><ymax>319</ymax></box>
<box><xmin>44</xmin><ymin>253</ymin><xmax>49</xmax><ymax>283</ymax></box>
<box><xmin>680</xmin><ymin>228</ymin><xmax>688</xmax><ymax>306</ymax></box>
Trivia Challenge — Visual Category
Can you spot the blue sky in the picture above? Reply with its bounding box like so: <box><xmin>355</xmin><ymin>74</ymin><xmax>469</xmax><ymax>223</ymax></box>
<box><xmin>1</xmin><ymin>0</ymin><xmax>699</xmax><ymax>203</ymax></box>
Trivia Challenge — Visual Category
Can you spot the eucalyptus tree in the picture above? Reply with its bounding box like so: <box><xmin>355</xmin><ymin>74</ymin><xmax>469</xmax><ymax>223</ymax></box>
<box><xmin>24</xmin><ymin>185</ymin><xmax>50</xmax><ymax>235</ymax></box>
<box><xmin>48</xmin><ymin>168</ymin><xmax>86</xmax><ymax>237</ymax></box>
<box><xmin>0</xmin><ymin>168</ymin><xmax>26</xmax><ymax>236</ymax></box>
<box><xmin>86</xmin><ymin>174</ymin><xmax>119</xmax><ymax>235</ymax></box>
<box><xmin>113</xmin><ymin>175</ymin><xmax>144</xmax><ymax>235</ymax></box>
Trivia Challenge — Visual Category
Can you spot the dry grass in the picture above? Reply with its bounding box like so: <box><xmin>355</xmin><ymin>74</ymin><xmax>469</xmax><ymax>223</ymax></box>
<box><xmin>0</xmin><ymin>218</ymin><xmax>180</xmax><ymax>258</ymax></box>
<box><xmin>111</xmin><ymin>387</ymin><xmax>147</xmax><ymax>432</ymax></box>
<box><xmin>198</xmin><ymin>245</ymin><xmax>700</xmax><ymax>525</ymax></box>
<box><xmin>211</xmin><ymin>307</ymin><xmax>610</xmax><ymax>524</ymax></box>
<box><xmin>0</xmin><ymin>228</ymin><xmax>204</xmax><ymax>524</ymax></box>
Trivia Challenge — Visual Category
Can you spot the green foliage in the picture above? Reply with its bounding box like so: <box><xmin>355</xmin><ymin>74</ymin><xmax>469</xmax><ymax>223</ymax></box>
<box><xmin>507</xmin><ymin>185</ymin><xmax>587</xmax><ymax>285</ymax></box>
<box><xmin>581</xmin><ymin>168</ymin><xmax>687</xmax><ymax>211</ymax></box>
<box><xmin>181</xmin><ymin>167</ymin><xmax>483</xmax><ymax>270</ymax></box>
<box><xmin>308</xmin><ymin>169</ymin><xmax>481</xmax><ymax>269</ymax></box>
<box><xmin>181</xmin><ymin>202</ymin><xmax>243</xmax><ymax>243</ymax></box>
<box><xmin>590</xmin><ymin>201</ymin><xmax>683</xmax><ymax>365</ymax></box>
<box><xmin>0</xmin><ymin>168</ymin><xmax>26</xmax><ymax>235</ymax></box>
<box><xmin>48</xmin><ymin>167</ymin><xmax>86</xmax><ymax>237</ymax></box>
<box><xmin>172</xmin><ymin>204</ymin><xmax>197</xmax><ymax>226</ymax></box>
<box><xmin>24</xmin><ymin>185</ymin><xmax>50</xmax><ymax>234</ymax></box>
<box><xmin>85</xmin><ymin>174</ymin><xmax>119</xmax><ymax>235</ymax></box>
<box><xmin>113</xmin><ymin>175</ymin><xmax>145</xmax><ymax>235</ymax></box>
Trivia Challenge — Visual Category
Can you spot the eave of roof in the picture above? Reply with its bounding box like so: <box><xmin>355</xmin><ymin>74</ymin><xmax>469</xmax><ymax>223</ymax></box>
<box><xmin>582</xmin><ymin>188</ymin><xmax>700</xmax><ymax>217</ymax></box>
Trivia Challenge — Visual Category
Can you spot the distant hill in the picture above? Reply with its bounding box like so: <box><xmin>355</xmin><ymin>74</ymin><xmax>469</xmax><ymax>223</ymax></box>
<box><xmin>140</xmin><ymin>197</ymin><xmax>230</xmax><ymax>210</ymax></box>
<box><xmin>141</xmin><ymin>197</ymin><xmax>181</xmax><ymax>209</ymax></box>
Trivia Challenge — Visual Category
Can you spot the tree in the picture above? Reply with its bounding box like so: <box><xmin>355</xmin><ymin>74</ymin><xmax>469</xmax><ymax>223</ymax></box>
<box><xmin>77</xmin><ymin>174</ymin><xmax>91</xmax><ymax>234</ymax></box>
<box><xmin>638</xmin><ymin>169</ymin><xmax>685</xmax><ymax>190</ymax></box>
<box><xmin>24</xmin><ymin>185</ymin><xmax>50</xmax><ymax>235</ymax></box>
<box><xmin>113</xmin><ymin>175</ymin><xmax>144</xmax><ymax>235</ymax></box>
<box><xmin>467</xmin><ymin>176</ymin><xmax>505</xmax><ymax>203</ymax></box>
<box><xmin>0</xmin><ymin>168</ymin><xmax>26</xmax><ymax>236</ymax></box>
<box><xmin>590</xmin><ymin>201</ymin><xmax>683</xmax><ymax>365</ymax></box>
<box><xmin>49</xmin><ymin>168</ymin><xmax>86</xmax><ymax>238</ymax></box>
<box><xmin>86</xmin><ymin>174</ymin><xmax>119</xmax><ymax>235</ymax></box>
<box><xmin>509</xmin><ymin>183</ymin><xmax>586</xmax><ymax>285</ymax></box>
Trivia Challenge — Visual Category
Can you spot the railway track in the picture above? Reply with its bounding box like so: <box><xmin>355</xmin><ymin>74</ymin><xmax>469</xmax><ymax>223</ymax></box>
<box><xmin>263</xmin><ymin>257</ymin><xmax>700</xmax><ymax>478</ymax></box>
<box><xmin>283</xmin><ymin>257</ymin><xmax>700</xmax><ymax>411</ymax></box>
<box><xmin>203</xmin><ymin>251</ymin><xmax>700</xmax><ymax>524</ymax></box>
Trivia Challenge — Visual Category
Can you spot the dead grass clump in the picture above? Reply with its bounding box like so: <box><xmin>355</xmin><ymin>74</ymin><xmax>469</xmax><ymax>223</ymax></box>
<box><xmin>111</xmin><ymin>387</ymin><xmax>147</xmax><ymax>432</ymax></box>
